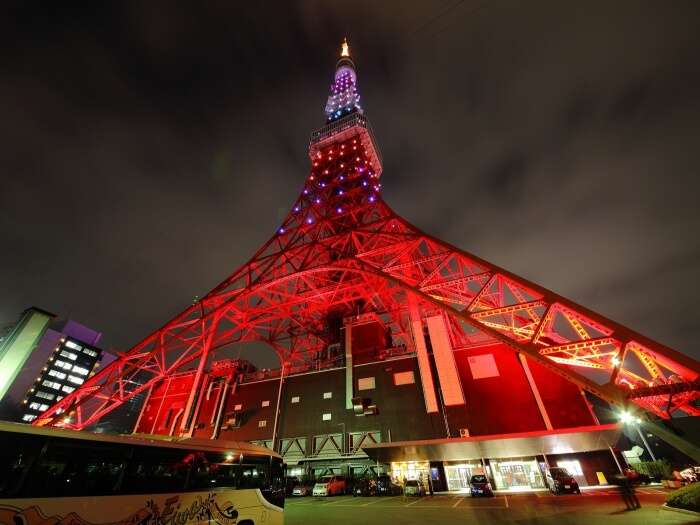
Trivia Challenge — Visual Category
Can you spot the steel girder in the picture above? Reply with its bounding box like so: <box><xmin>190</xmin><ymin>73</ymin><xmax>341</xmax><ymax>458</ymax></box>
<box><xmin>35</xmin><ymin>126</ymin><xmax>700</xmax><ymax>431</ymax></box>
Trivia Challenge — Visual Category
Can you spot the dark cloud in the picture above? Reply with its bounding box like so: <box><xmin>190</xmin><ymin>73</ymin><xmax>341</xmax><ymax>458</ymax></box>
<box><xmin>1</xmin><ymin>1</ymin><xmax>699</xmax><ymax>367</ymax></box>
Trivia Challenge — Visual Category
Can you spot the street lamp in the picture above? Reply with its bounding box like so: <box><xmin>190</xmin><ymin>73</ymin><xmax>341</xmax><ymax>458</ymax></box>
<box><xmin>618</xmin><ymin>410</ymin><xmax>656</xmax><ymax>461</ymax></box>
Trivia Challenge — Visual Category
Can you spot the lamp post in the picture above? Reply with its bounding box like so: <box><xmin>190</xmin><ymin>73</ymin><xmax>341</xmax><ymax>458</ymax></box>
<box><xmin>619</xmin><ymin>411</ymin><xmax>656</xmax><ymax>461</ymax></box>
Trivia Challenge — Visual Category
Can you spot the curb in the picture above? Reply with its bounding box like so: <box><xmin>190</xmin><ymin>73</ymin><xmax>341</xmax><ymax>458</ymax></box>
<box><xmin>660</xmin><ymin>503</ymin><xmax>700</xmax><ymax>518</ymax></box>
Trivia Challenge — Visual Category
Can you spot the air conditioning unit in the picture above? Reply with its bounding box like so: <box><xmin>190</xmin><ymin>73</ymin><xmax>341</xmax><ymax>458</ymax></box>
<box><xmin>459</xmin><ymin>428</ymin><xmax>470</xmax><ymax>438</ymax></box>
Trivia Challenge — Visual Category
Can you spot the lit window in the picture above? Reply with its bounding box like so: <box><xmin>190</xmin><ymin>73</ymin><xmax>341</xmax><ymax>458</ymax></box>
<box><xmin>59</xmin><ymin>350</ymin><xmax>78</xmax><ymax>361</ymax></box>
<box><xmin>393</xmin><ymin>371</ymin><xmax>415</xmax><ymax>385</ymax></box>
<box><xmin>72</xmin><ymin>366</ymin><xmax>89</xmax><ymax>375</ymax></box>
<box><xmin>56</xmin><ymin>396</ymin><xmax>64</xmax><ymax>401</ymax></box>
<box><xmin>22</xmin><ymin>414</ymin><xmax>36</xmax><ymax>422</ymax></box>
<box><xmin>261</xmin><ymin>400</ymin><xmax>270</xmax><ymax>407</ymax></box>
<box><xmin>322</xmin><ymin>413</ymin><xmax>332</xmax><ymax>421</ymax></box>
<box><xmin>35</xmin><ymin>391</ymin><xmax>55</xmax><ymax>400</ymax></box>
<box><xmin>29</xmin><ymin>402</ymin><xmax>42</xmax><ymax>410</ymax></box>
<box><xmin>323</xmin><ymin>392</ymin><xmax>332</xmax><ymax>399</ymax></box>
<box><xmin>42</xmin><ymin>380</ymin><xmax>61</xmax><ymax>390</ymax></box>
<box><xmin>234</xmin><ymin>404</ymin><xmax>242</xmax><ymax>411</ymax></box>
<box><xmin>82</xmin><ymin>348</ymin><xmax>98</xmax><ymax>357</ymax></box>
<box><xmin>358</xmin><ymin>377</ymin><xmax>375</xmax><ymax>391</ymax></box>
<box><xmin>61</xmin><ymin>385</ymin><xmax>75</xmax><ymax>394</ymax></box>
<box><xmin>258</xmin><ymin>420</ymin><xmax>267</xmax><ymax>428</ymax></box>
<box><xmin>48</xmin><ymin>370</ymin><xmax>67</xmax><ymax>380</ymax></box>
<box><xmin>64</xmin><ymin>340</ymin><xmax>83</xmax><ymax>351</ymax></box>
<box><xmin>557</xmin><ymin>460</ymin><xmax>583</xmax><ymax>476</ymax></box>
<box><xmin>67</xmin><ymin>375</ymin><xmax>84</xmax><ymax>385</ymax></box>
<box><xmin>54</xmin><ymin>360</ymin><xmax>72</xmax><ymax>370</ymax></box>
<box><xmin>291</xmin><ymin>396</ymin><xmax>300</xmax><ymax>404</ymax></box>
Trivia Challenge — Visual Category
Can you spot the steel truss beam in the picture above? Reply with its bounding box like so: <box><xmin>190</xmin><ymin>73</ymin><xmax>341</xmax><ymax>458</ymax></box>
<box><xmin>35</xmin><ymin>123</ymin><xmax>700</xmax><ymax>432</ymax></box>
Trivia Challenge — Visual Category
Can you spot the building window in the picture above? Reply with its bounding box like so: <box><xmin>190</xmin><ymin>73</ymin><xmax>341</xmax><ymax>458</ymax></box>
<box><xmin>61</xmin><ymin>385</ymin><xmax>75</xmax><ymax>394</ymax></box>
<box><xmin>59</xmin><ymin>350</ymin><xmax>78</xmax><ymax>361</ymax></box>
<box><xmin>467</xmin><ymin>353</ymin><xmax>499</xmax><ymax>379</ymax></box>
<box><xmin>393</xmin><ymin>371</ymin><xmax>415</xmax><ymax>385</ymax></box>
<box><xmin>67</xmin><ymin>375</ymin><xmax>84</xmax><ymax>385</ymax></box>
<box><xmin>82</xmin><ymin>348</ymin><xmax>98</xmax><ymax>357</ymax></box>
<box><xmin>261</xmin><ymin>400</ymin><xmax>270</xmax><ymax>407</ymax></box>
<box><xmin>42</xmin><ymin>380</ymin><xmax>61</xmax><ymax>390</ymax></box>
<box><xmin>54</xmin><ymin>360</ymin><xmax>72</xmax><ymax>370</ymax></box>
<box><xmin>322</xmin><ymin>413</ymin><xmax>332</xmax><ymax>421</ymax></box>
<box><xmin>35</xmin><ymin>391</ymin><xmax>55</xmax><ymax>400</ymax></box>
<box><xmin>72</xmin><ymin>365</ymin><xmax>89</xmax><ymax>376</ymax></box>
<box><xmin>48</xmin><ymin>370</ymin><xmax>67</xmax><ymax>380</ymax></box>
<box><xmin>258</xmin><ymin>420</ymin><xmax>267</xmax><ymax>428</ymax></box>
<box><xmin>65</xmin><ymin>340</ymin><xmax>83</xmax><ymax>351</ymax></box>
<box><xmin>29</xmin><ymin>402</ymin><xmax>49</xmax><ymax>411</ymax></box>
<box><xmin>22</xmin><ymin>414</ymin><xmax>36</xmax><ymax>422</ymax></box>
<box><xmin>234</xmin><ymin>404</ymin><xmax>242</xmax><ymax>411</ymax></box>
<box><xmin>291</xmin><ymin>396</ymin><xmax>300</xmax><ymax>404</ymax></box>
<box><xmin>323</xmin><ymin>392</ymin><xmax>332</xmax><ymax>399</ymax></box>
<box><xmin>358</xmin><ymin>377</ymin><xmax>375</xmax><ymax>391</ymax></box>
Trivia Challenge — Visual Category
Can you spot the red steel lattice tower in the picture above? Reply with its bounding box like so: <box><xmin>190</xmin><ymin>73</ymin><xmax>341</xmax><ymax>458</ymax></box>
<box><xmin>37</xmin><ymin>40</ymin><xmax>700</xmax><ymax>434</ymax></box>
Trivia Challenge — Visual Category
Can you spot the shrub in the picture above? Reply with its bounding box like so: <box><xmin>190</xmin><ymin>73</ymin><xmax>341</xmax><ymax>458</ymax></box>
<box><xmin>635</xmin><ymin>459</ymin><xmax>672</xmax><ymax>480</ymax></box>
<box><xmin>666</xmin><ymin>482</ymin><xmax>700</xmax><ymax>512</ymax></box>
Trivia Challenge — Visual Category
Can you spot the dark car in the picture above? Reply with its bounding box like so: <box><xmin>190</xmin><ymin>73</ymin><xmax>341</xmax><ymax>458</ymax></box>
<box><xmin>546</xmin><ymin>467</ymin><xmax>581</xmax><ymax>494</ymax></box>
<box><xmin>376</xmin><ymin>475</ymin><xmax>402</xmax><ymax>496</ymax></box>
<box><xmin>469</xmin><ymin>474</ymin><xmax>494</xmax><ymax>497</ymax></box>
<box><xmin>353</xmin><ymin>478</ymin><xmax>376</xmax><ymax>497</ymax></box>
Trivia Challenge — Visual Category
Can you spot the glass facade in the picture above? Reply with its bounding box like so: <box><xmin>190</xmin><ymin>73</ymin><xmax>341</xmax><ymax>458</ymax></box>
<box><xmin>444</xmin><ymin>462</ymin><xmax>484</xmax><ymax>491</ymax></box>
<box><xmin>490</xmin><ymin>457</ymin><xmax>545</xmax><ymax>490</ymax></box>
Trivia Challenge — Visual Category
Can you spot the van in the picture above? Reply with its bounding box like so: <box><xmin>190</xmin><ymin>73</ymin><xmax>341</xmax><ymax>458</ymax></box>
<box><xmin>312</xmin><ymin>475</ymin><xmax>346</xmax><ymax>496</ymax></box>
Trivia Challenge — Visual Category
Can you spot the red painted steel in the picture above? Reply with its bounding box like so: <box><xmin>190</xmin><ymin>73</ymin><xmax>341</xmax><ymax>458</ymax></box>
<box><xmin>35</xmin><ymin>42</ymin><xmax>700</xmax><ymax>431</ymax></box>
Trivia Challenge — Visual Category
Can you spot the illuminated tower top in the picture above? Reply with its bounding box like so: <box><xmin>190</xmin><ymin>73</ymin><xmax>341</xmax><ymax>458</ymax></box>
<box><xmin>324</xmin><ymin>38</ymin><xmax>363</xmax><ymax>123</ymax></box>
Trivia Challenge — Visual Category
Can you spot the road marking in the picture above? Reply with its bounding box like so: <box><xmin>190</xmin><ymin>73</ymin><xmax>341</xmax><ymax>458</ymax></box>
<box><xmin>362</xmin><ymin>496</ymin><xmax>398</xmax><ymax>506</ymax></box>
<box><xmin>404</xmin><ymin>498</ymin><xmax>422</xmax><ymax>507</ymax></box>
<box><xmin>452</xmin><ymin>497</ymin><xmax>463</xmax><ymax>508</ymax></box>
<box><xmin>322</xmin><ymin>498</ymin><xmax>347</xmax><ymax>505</ymax></box>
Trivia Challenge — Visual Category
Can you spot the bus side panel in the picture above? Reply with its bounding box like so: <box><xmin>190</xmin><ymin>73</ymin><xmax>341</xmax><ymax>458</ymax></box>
<box><xmin>0</xmin><ymin>489</ymin><xmax>277</xmax><ymax>525</ymax></box>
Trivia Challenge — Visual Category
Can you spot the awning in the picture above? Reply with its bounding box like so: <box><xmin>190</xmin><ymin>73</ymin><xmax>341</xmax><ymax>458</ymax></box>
<box><xmin>362</xmin><ymin>423</ymin><xmax>622</xmax><ymax>463</ymax></box>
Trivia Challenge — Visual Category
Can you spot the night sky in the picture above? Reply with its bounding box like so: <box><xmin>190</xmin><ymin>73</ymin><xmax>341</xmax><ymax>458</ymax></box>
<box><xmin>2</xmin><ymin>1</ymin><xmax>699</xmax><ymax>368</ymax></box>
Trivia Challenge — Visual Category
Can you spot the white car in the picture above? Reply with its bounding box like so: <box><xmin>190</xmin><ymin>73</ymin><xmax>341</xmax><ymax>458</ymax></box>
<box><xmin>313</xmin><ymin>475</ymin><xmax>346</xmax><ymax>496</ymax></box>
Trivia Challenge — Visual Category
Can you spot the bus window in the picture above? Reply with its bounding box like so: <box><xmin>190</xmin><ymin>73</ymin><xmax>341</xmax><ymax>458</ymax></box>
<box><xmin>238</xmin><ymin>455</ymin><xmax>271</xmax><ymax>490</ymax></box>
<box><xmin>24</xmin><ymin>439</ymin><xmax>128</xmax><ymax>498</ymax></box>
<box><xmin>0</xmin><ymin>432</ymin><xmax>44</xmax><ymax>498</ymax></box>
<box><xmin>187</xmin><ymin>452</ymin><xmax>237</xmax><ymax>491</ymax></box>
<box><xmin>122</xmin><ymin>446</ymin><xmax>190</xmax><ymax>494</ymax></box>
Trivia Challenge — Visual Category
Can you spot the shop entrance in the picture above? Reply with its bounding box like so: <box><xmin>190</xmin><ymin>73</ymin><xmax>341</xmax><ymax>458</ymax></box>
<box><xmin>490</xmin><ymin>458</ymin><xmax>545</xmax><ymax>490</ymax></box>
<box><xmin>445</xmin><ymin>463</ymin><xmax>482</xmax><ymax>491</ymax></box>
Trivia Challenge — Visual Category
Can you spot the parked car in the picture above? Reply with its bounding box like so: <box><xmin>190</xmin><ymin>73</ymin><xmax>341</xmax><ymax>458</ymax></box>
<box><xmin>292</xmin><ymin>483</ymin><xmax>311</xmax><ymax>497</ymax></box>
<box><xmin>376</xmin><ymin>475</ymin><xmax>403</xmax><ymax>496</ymax></box>
<box><xmin>313</xmin><ymin>475</ymin><xmax>347</xmax><ymax>496</ymax></box>
<box><xmin>469</xmin><ymin>474</ymin><xmax>494</xmax><ymax>497</ymax></box>
<box><xmin>403</xmin><ymin>479</ymin><xmax>426</xmax><ymax>496</ymax></box>
<box><xmin>286</xmin><ymin>476</ymin><xmax>301</xmax><ymax>496</ymax></box>
<box><xmin>679</xmin><ymin>466</ymin><xmax>700</xmax><ymax>483</ymax></box>
<box><xmin>546</xmin><ymin>467</ymin><xmax>581</xmax><ymax>494</ymax></box>
<box><xmin>353</xmin><ymin>478</ymin><xmax>377</xmax><ymax>497</ymax></box>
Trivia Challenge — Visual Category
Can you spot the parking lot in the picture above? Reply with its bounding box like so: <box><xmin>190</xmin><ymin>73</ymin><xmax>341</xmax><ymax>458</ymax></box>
<box><xmin>286</xmin><ymin>487</ymin><xmax>697</xmax><ymax>525</ymax></box>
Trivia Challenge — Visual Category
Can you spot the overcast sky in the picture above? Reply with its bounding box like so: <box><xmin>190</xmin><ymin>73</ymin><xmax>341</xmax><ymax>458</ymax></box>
<box><xmin>1</xmin><ymin>1</ymin><xmax>699</xmax><ymax>368</ymax></box>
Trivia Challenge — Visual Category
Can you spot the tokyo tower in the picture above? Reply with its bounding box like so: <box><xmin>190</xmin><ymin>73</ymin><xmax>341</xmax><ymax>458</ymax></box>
<box><xmin>36</xmin><ymin>40</ymin><xmax>700</xmax><ymax>449</ymax></box>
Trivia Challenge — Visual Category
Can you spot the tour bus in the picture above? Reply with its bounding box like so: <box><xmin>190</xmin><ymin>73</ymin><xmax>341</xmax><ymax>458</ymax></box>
<box><xmin>0</xmin><ymin>420</ymin><xmax>284</xmax><ymax>525</ymax></box>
